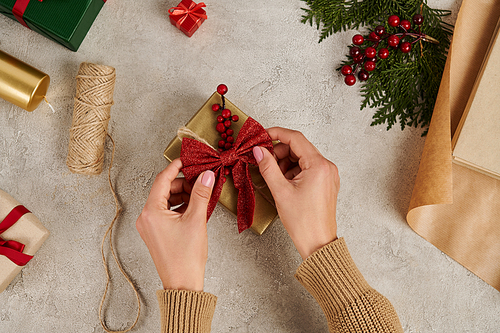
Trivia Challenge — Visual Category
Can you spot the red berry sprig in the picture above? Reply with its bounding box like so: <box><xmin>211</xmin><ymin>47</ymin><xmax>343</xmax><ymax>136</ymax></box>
<box><xmin>212</xmin><ymin>84</ymin><xmax>239</xmax><ymax>156</ymax></box>
<box><xmin>341</xmin><ymin>14</ymin><xmax>438</xmax><ymax>85</ymax></box>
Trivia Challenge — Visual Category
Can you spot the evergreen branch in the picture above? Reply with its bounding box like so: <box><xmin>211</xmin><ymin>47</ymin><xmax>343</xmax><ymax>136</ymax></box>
<box><xmin>301</xmin><ymin>0</ymin><xmax>422</xmax><ymax>42</ymax></box>
<box><xmin>305</xmin><ymin>0</ymin><xmax>453</xmax><ymax>133</ymax></box>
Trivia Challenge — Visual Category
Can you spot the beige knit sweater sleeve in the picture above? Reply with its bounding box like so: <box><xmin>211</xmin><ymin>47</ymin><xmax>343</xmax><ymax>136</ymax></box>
<box><xmin>156</xmin><ymin>289</ymin><xmax>217</xmax><ymax>333</ymax></box>
<box><xmin>157</xmin><ymin>238</ymin><xmax>403</xmax><ymax>333</ymax></box>
<box><xmin>295</xmin><ymin>237</ymin><xmax>404</xmax><ymax>333</ymax></box>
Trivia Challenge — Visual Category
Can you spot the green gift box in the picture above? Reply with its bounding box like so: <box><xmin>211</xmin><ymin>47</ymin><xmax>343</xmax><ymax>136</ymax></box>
<box><xmin>0</xmin><ymin>0</ymin><xmax>106</xmax><ymax>51</ymax></box>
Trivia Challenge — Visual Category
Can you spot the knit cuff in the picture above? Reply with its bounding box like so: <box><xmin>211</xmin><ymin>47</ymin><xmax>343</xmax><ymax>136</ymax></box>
<box><xmin>157</xmin><ymin>289</ymin><xmax>217</xmax><ymax>333</ymax></box>
<box><xmin>295</xmin><ymin>237</ymin><xmax>372</xmax><ymax>316</ymax></box>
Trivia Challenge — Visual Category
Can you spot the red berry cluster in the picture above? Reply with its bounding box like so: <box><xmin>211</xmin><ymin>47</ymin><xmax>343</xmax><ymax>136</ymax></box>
<box><xmin>212</xmin><ymin>84</ymin><xmax>239</xmax><ymax>154</ymax></box>
<box><xmin>341</xmin><ymin>14</ymin><xmax>426</xmax><ymax>86</ymax></box>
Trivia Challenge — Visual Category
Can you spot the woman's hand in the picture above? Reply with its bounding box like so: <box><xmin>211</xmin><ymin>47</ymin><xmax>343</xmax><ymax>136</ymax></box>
<box><xmin>136</xmin><ymin>158</ymin><xmax>215</xmax><ymax>291</ymax></box>
<box><xmin>253</xmin><ymin>128</ymin><xmax>340</xmax><ymax>260</ymax></box>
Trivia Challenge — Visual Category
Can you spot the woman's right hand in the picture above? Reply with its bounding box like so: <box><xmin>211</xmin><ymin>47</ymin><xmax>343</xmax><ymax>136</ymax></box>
<box><xmin>252</xmin><ymin>128</ymin><xmax>340</xmax><ymax>260</ymax></box>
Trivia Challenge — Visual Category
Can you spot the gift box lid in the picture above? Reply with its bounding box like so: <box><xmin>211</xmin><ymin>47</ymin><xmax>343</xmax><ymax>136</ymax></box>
<box><xmin>0</xmin><ymin>0</ymin><xmax>105</xmax><ymax>51</ymax></box>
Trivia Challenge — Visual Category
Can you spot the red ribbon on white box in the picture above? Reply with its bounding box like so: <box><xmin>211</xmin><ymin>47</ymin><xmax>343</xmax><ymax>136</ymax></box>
<box><xmin>0</xmin><ymin>205</ymin><xmax>33</xmax><ymax>266</ymax></box>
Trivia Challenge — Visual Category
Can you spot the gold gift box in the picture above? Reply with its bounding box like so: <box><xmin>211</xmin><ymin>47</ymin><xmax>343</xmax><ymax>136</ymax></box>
<box><xmin>164</xmin><ymin>92</ymin><xmax>278</xmax><ymax>235</ymax></box>
<box><xmin>0</xmin><ymin>189</ymin><xmax>50</xmax><ymax>293</ymax></box>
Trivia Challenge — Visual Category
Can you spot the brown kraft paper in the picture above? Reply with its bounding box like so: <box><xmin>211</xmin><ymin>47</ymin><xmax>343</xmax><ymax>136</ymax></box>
<box><xmin>407</xmin><ymin>0</ymin><xmax>500</xmax><ymax>292</ymax></box>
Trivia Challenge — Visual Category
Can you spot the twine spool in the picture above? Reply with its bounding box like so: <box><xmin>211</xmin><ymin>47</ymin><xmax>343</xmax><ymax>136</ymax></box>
<box><xmin>66</xmin><ymin>63</ymin><xmax>140</xmax><ymax>333</ymax></box>
<box><xmin>67</xmin><ymin>62</ymin><xmax>116</xmax><ymax>175</ymax></box>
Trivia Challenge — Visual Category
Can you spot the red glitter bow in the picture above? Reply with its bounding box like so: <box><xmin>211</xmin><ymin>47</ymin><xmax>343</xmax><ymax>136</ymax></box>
<box><xmin>169</xmin><ymin>2</ymin><xmax>207</xmax><ymax>30</ymax></box>
<box><xmin>180</xmin><ymin>117</ymin><xmax>274</xmax><ymax>233</ymax></box>
<box><xmin>0</xmin><ymin>205</ymin><xmax>34</xmax><ymax>266</ymax></box>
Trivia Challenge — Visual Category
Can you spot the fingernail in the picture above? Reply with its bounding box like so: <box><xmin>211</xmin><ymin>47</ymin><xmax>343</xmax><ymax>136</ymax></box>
<box><xmin>201</xmin><ymin>170</ymin><xmax>215</xmax><ymax>187</ymax></box>
<box><xmin>253</xmin><ymin>146</ymin><xmax>264</xmax><ymax>163</ymax></box>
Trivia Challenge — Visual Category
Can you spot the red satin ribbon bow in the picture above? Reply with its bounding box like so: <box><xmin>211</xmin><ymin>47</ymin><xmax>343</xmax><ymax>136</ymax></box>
<box><xmin>169</xmin><ymin>1</ymin><xmax>207</xmax><ymax>30</ymax></box>
<box><xmin>0</xmin><ymin>205</ymin><xmax>34</xmax><ymax>266</ymax></box>
<box><xmin>181</xmin><ymin>117</ymin><xmax>274</xmax><ymax>233</ymax></box>
<box><xmin>12</xmin><ymin>0</ymin><xmax>43</xmax><ymax>28</ymax></box>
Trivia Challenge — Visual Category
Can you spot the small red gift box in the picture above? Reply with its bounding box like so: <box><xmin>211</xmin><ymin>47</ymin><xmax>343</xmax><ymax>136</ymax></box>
<box><xmin>168</xmin><ymin>0</ymin><xmax>207</xmax><ymax>37</ymax></box>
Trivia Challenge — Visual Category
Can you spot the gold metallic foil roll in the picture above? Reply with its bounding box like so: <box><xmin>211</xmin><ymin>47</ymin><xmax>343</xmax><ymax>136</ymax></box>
<box><xmin>0</xmin><ymin>50</ymin><xmax>50</xmax><ymax>112</ymax></box>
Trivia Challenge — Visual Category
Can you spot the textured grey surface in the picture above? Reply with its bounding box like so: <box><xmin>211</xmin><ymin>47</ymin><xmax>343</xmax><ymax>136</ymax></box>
<box><xmin>1</xmin><ymin>0</ymin><xmax>499</xmax><ymax>332</ymax></box>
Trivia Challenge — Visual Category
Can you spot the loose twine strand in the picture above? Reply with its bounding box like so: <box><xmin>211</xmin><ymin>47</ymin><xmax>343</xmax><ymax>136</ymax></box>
<box><xmin>43</xmin><ymin>96</ymin><xmax>55</xmax><ymax>113</ymax></box>
<box><xmin>66</xmin><ymin>63</ymin><xmax>140</xmax><ymax>333</ymax></box>
<box><xmin>177</xmin><ymin>127</ymin><xmax>275</xmax><ymax>206</ymax></box>
<box><xmin>99</xmin><ymin>134</ymin><xmax>141</xmax><ymax>333</ymax></box>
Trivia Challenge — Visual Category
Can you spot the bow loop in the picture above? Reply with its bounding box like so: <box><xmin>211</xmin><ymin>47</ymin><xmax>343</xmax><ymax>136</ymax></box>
<box><xmin>180</xmin><ymin>117</ymin><xmax>274</xmax><ymax>232</ymax></box>
<box><xmin>0</xmin><ymin>205</ymin><xmax>34</xmax><ymax>266</ymax></box>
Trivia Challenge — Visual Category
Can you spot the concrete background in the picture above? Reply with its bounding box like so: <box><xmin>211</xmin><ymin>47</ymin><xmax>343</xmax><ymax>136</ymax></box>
<box><xmin>1</xmin><ymin>0</ymin><xmax>499</xmax><ymax>332</ymax></box>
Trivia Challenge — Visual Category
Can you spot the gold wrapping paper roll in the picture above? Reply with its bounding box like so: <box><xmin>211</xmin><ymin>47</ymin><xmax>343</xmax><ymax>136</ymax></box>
<box><xmin>0</xmin><ymin>50</ymin><xmax>50</xmax><ymax>112</ymax></box>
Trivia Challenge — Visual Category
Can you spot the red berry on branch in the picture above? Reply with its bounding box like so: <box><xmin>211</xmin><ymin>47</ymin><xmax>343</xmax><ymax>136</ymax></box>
<box><xmin>413</xmin><ymin>14</ymin><xmax>423</xmax><ymax>25</ymax></box>
<box><xmin>224</xmin><ymin>120</ymin><xmax>232</xmax><ymax>128</ymax></box>
<box><xmin>366</xmin><ymin>57</ymin><xmax>377</xmax><ymax>63</ymax></box>
<box><xmin>231</xmin><ymin>115</ymin><xmax>239</xmax><ymax>122</ymax></box>
<box><xmin>364</xmin><ymin>61</ymin><xmax>376</xmax><ymax>72</ymax></box>
<box><xmin>345</xmin><ymin>74</ymin><xmax>356</xmax><ymax>86</ymax></box>
<box><xmin>378</xmin><ymin>48</ymin><xmax>389</xmax><ymax>59</ymax></box>
<box><xmin>224</xmin><ymin>143</ymin><xmax>232</xmax><ymax>150</ymax></box>
<box><xmin>388</xmin><ymin>15</ymin><xmax>400</xmax><ymax>27</ymax></box>
<box><xmin>221</xmin><ymin>176</ymin><xmax>227</xmax><ymax>183</ymax></box>
<box><xmin>221</xmin><ymin>133</ymin><xmax>227</xmax><ymax>139</ymax></box>
<box><xmin>400</xmin><ymin>41</ymin><xmax>412</xmax><ymax>53</ymax></box>
<box><xmin>349</xmin><ymin>46</ymin><xmax>361</xmax><ymax>57</ymax></box>
<box><xmin>221</xmin><ymin>109</ymin><xmax>231</xmax><ymax>118</ymax></box>
<box><xmin>216</xmin><ymin>123</ymin><xmax>225</xmax><ymax>133</ymax></box>
<box><xmin>226</xmin><ymin>129</ymin><xmax>234</xmax><ymax>136</ymax></box>
<box><xmin>218</xmin><ymin>140</ymin><xmax>225</xmax><ymax>148</ymax></box>
<box><xmin>369</xmin><ymin>31</ymin><xmax>381</xmax><ymax>42</ymax></box>
<box><xmin>217</xmin><ymin>115</ymin><xmax>224</xmax><ymax>123</ymax></box>
<box><xmin>365</xmin><ymin>47</ymin><xmax>376</xmax><ymax>58</ymax></box>
<box><xmin>217</xmin><ymin>84</ymin><xmax>228</xmax><ymax>95</ymax></box>
<box><xmin>388</xmin><ymin>35</ymin><xmax>400</xmax><ymax>47</ymax></box>
<box><xmin>400</xmin><ymin>19</ymin><xmax>411</xmax><ymax>31</ymax></box>
<box><xmin>375</xmin><ymin>25</ymin><xmax>386</xmax><ymax>36</ymax></box>
<box><xmin>358</xmin><ymin>70</ymin><xmax>369</xmax><ymax>81</ymax></box>
<box><xmin>224</xmin><ymin>168</ymin><xmax>231</xmax><ymax>176</ymax></box>
<box><xmin>212</xmin><ymin>104</ymin><xmax>220</xmax><ymax>112</ymax></box>
<box><xmin>352</xmin><ymin>34</ymin><xmax>364</xmax><ymax>45</ymax></box>
<box><xmin>353</xmin><ymin>55</ymin><xmax>364</xmax><ymax>63</ymax></box>
<box><xmin>341</xmin><ymin>65</ymin><xmax>352</xmax><ymax>76</ymax></box>
<box><xmin>227</xmin><ymin>136</ymin><xmax>234</xmax><ymax>143</ymax></box>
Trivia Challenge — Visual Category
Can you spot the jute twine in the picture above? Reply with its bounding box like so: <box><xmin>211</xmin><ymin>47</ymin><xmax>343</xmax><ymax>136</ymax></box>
<box><xmin>67</xmin><ymin>63</ymin><xmax>141</xmax><ymax>333</ymax></box>
<box><xmin>67</xmin><ymin>63</ymin><xmax>115</xmax><ymax>175</ymax></box>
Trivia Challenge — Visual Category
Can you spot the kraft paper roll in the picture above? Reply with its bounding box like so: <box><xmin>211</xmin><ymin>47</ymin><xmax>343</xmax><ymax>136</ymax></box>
<box><xmin>0</xmin><ymin>50</ymin><xmax>50</xmax><ymax>112</ymax></box>
<box><xmin>407</xmin><ymin>0</ymin><xmax>500</xmax><ymax>292</ymax></box>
